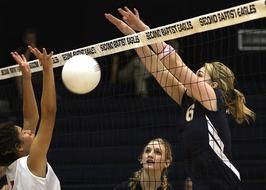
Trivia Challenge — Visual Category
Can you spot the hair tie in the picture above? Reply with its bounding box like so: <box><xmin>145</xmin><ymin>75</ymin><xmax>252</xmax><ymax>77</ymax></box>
<box><xmin>157</xmin><ymin>45</ymin><xmax>175</xmax><ymax>60</ymax></box>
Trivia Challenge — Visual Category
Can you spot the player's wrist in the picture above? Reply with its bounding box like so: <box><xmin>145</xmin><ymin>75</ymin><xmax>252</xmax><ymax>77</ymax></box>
<box><xmin>157</xmin><ymin>44</ymin><xmax>175</xmax><ymax>60</ymax></box>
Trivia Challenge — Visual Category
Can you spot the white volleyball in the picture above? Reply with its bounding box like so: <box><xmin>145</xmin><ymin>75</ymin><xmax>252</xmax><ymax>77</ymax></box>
<box><xmin>62</xmin><ymin>54</ymin><xmax>101</xmax><ymax>94</ymax></box>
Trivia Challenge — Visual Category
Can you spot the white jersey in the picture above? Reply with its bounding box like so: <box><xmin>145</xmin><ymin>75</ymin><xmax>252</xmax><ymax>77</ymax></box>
<box><xmin>6</xmin><ymin>156</ymin><xmax>61</xmax><ymax>190</ymax></box>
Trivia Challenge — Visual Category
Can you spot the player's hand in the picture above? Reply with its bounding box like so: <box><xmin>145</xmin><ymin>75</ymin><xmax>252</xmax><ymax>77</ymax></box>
<box><xmin>10</xmin><ymin>52</ymin><xmax>31</xmax><ymax>79</ymax></box>
<box><xmin>105</xmin><ymin>13</ymin><xmax>136</xmax><ymax>35</ymax></box>
<box><xmin>28</xmin><ymin>46</ymin><xmax>53</xmax><ymax>72</ymax></box>
<box><xmin>117</xmin><ymin>7</ymin><xmax>150</xmax><ymax>32</ymax></box>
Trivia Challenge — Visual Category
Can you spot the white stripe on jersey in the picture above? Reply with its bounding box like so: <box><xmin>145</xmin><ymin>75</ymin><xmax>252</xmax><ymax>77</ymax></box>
<box><xmin>205</xmin><ymin>115</ymin><xmax>241</xmax><ymax>180</ymax></box>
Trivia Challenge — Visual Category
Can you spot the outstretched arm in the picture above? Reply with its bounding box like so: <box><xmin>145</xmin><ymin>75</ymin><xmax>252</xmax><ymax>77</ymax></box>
<box><xmin>27</xmin><ymin>46</ymin><xmax>56</xmax><ymax>177</ymax></box>
<box><xmin>116</xmin><ymin>7</ymin><xmax>217</xmax><ymax>110</ymax></box>
<box><xmin>10</xmin><ymin>51</ymin><xmax>39</xmax><ymax>134</ymax></box>
<box><xmin>105</xmin><ymin>12</ymin><xmax>186</xmax><ymax>104</ymax></box>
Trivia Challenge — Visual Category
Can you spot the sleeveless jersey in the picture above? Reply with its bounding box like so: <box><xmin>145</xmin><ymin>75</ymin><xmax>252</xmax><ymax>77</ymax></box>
<box><xmin>6</xmin><ymin>156</ymin><xmax>61</xmax><ymax>190</ymax></box>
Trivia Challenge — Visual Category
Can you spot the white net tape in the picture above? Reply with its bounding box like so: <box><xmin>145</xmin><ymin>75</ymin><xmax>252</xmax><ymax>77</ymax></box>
<box><xmin>1</xmin><ymin>0</ymin><xmax>266</xmax><ymax>80</ymax></box>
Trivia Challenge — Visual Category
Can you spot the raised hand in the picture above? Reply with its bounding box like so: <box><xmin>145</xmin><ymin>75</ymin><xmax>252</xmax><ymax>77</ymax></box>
<box><xmin>105</xmin><ymin>13</ymin><xmax>136</xmax><ymax>35</ymax></box>
<box><xmin>10</xmin><ymin>52</ymin><xmax>31</xmax><ymax>79</ymax></box>
<box><xmin>28</xmin><ymin>46</ymin><xmax>53</xmax><ymax>71</ymax></box>
<box><xmin>117</xmin><ymin>7</ymin><xmax>149</xmax><ymax>32</ymax></box>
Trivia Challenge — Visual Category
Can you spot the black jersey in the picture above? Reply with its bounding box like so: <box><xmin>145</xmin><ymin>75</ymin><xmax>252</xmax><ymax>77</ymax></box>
<box><xmin>181</xmin><ymin>89</ymin><xmax>241</xmax><ymax>189</ymax></box>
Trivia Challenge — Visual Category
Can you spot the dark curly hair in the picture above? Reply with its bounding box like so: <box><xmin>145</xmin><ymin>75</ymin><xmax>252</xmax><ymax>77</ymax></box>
<box><xmin>0</xmin><ymin>121</ymin><xmax>21</xmax><ymax>166</ymax></box>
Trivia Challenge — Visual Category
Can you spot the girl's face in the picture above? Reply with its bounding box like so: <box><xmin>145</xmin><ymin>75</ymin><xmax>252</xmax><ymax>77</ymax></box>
<box><xmin>141</xmin><ymin>140</ymin><xmax>168</xmax><ymax>172</ymax></box>
<box><xmin>16</xmin><ymin>126</ymin><xmax>35</xmax><ymax>156</ymax></box>
<box><xmin>196</xmin><ymin>67</ymin><xmax>212</xmax><ymax>84</ymax></box>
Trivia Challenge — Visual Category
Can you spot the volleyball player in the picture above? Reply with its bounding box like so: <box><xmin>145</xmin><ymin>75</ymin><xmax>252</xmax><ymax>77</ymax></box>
<box><xmin>0</xmin><ymin>46</ymin><xmax>60</xmax><ymax>189</ymax></box>
<box><xmin>114</xmin><ymin>138</ymin><xmax>173</xmax><ymax>190</ymax></box>
<box><xmin>105</xmin><ymin>7</ymin><xmax>255</xmax><ymax>190</ymax></box>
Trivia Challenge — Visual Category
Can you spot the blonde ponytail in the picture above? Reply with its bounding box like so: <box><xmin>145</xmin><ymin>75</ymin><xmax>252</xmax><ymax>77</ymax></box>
<box><xmin>161</xmin><ymin>169</ymin><xmax>169</xmax><ymax>190</ymax></box>
<box><xmin>205</xmin><ymin>62</ymin><xmax>256</xmax><ymax>124</ymax></box>
<box><xmin>225</xmin><ymin>89</ymin><xmax>255</xmax><ymax>124</ymax></box>
<box><xmin>129</xmin><ymin>169</ymin><xmax>142</xmax><ymax>190</ymax></box>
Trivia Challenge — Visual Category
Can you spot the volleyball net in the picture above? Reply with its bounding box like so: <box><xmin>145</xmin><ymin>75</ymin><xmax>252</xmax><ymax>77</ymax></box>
<box><xmin>0</xmin><ymin>0</ymin><xmax>266</xmax><ymax>80</ymax></box>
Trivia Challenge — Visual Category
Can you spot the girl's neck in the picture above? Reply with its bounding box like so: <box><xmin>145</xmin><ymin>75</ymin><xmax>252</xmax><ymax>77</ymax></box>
<box><xmin>140</xmin><ymin>169</ymin><xmax>161</xmax><ymax>190</ymax></box>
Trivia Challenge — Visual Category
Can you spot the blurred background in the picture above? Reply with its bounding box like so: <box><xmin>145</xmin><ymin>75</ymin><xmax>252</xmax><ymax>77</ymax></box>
<box><xmin>0</xmin><ymin>0</ymin><xmax>252</xmax><ymax>64</ymax></box>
